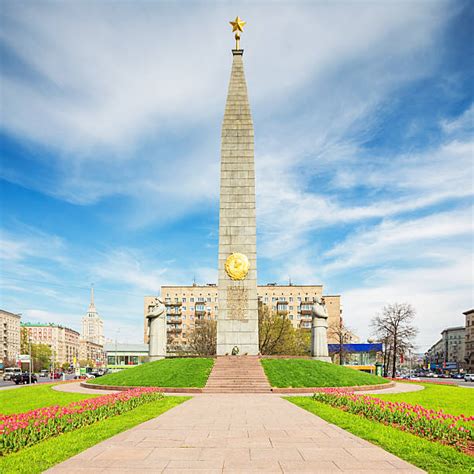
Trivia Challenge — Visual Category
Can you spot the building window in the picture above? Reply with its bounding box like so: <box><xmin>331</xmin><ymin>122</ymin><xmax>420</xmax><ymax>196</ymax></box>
<box><xmin>190</xmin><ymin>298</ymin><xmax>194</xmax><ymax>303</ymax></box>
<box><xmin>182</xmin><ymin>297</ymin><xmax>186</xmax><ymax>302</ymax></box>
<box><xmin>289</xmin><ymin>297</ymin><xmax>293</xmax><ymax>302</ymax></box>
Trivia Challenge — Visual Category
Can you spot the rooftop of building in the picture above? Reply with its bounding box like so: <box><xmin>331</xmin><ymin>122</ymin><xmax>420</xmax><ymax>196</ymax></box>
<box><xmin>158</xmin><ymin>283</ymin><xmax>324</xmax><ymax>288</ymax></box>
<box><xmin>79</xmin><ymin>338</ymin><xmax>104</xmax><ymax>348</ymax></box>
<box><xmin>21</xmin><ymin>322</ymin><xmax>80</xmax><ymax>335</ymax></box>
<box><xmin>463</xmin><ymin>309</ymin><xmax>474</xmax><ymax>316</ymax></box>
<box><xmin>441</xmin><ymin>326</ymin><xmax>465</xmax><ymax>333</ymax></box>
<box><xmin>104</xmin><ymin>343</ymin><xmax>148</xmax><ymax>353</ymax></box>
<box><xmin>0</xmin><ymin>309</ymin><xmax>21</xmax><ymax>318</ymax></box>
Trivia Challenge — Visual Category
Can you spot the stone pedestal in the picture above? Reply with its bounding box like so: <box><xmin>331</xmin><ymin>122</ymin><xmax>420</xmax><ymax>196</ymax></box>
<box><xmin>217</xmin><ymin>49</ymin><xmax>259</xmax><ymax>356</ymax></box>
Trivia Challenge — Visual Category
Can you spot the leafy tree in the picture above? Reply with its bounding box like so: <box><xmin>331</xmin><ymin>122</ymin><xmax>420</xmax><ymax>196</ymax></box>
<box><xmin>370</xmin><ymin>303</ymin><xmax>418</xmax><ymax>377</ymax></box>
<box><xmin>31</xmin><ymin>344</ymin><xmax>52</xmax><ymax>371</ymax></box>
<box><xmin>258</xmin><ymin>301</ymin><xmax>294</xmax><ymax>355</ymax></box>
<box><xmin>20</xmin><ymin>327</ymin><xmax>29</xmax><ymax>354</ymax></box>
<box><xmin>328</xmin><ymin>318</ymin><xmax>354</xmax><ymax>365</ymax></box>
<box><xmin>188</xmin><ymin>320</ymin><xmax>217</xmax><ymax>356</ymax></box>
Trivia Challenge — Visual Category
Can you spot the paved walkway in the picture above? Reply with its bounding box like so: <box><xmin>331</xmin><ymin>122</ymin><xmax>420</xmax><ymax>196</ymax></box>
<box><xmin>52</xmin><ymin>382</ymin><xmax>120</xmax><ymax>395</ymax></box>
<box><xmin>47</xmin><ymin>394</ymin><xmax>422</xmax><ymax>473</ymax></box>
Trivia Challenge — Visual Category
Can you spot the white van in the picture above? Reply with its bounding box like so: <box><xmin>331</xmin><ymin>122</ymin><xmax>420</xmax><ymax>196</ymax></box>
<box><xmin>3</xmin><ymin>367</ymin><xmax>22</xmax><ymax>381</ymax></box>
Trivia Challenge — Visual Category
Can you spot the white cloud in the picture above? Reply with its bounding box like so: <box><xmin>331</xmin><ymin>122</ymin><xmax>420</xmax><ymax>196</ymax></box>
<box><xmin>323</xmin><ymin>207</ymin><xmax>473</xmax><ymax>272</ymax></box>
<box><xmin>342</xmin><ymin>253</ymin><xmax>472</xmax><ymax>352</ymax></box>
<box><xmin>1</xmin><ymin>1</ymin><xmax>451</xmax><ymax>216</ymax></box>
<box><xmin>441</xmin><ymin>103</ymin><xmax>474</xmax><ymax>135</ymax></box>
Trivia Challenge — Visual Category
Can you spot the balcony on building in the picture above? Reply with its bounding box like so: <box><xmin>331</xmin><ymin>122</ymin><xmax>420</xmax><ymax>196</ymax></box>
<box><xmin>299</xmin><ymin>303</ymin><xmax>313</xmax><ymax>316</ymax></box>
<box><xmin>168</xmin><ymin>326</ymin><xmax>183</xmax><ymax>334</ymax></box>
<box><xmin>276</xmin><ymin>301</ymin><xmax>289</xmax><ymax>315</ymax></box>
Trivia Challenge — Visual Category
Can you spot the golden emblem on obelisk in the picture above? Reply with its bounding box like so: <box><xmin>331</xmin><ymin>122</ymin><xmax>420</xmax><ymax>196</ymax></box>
<box><xmin>229</xmin><ymin>16</ymin><xmax>246</xmax><ymax>49</ymax></box>
<box><xmin>225</xmin><ymin>253</ymin><xmax>249</xmax><ymax>280</ymax></box>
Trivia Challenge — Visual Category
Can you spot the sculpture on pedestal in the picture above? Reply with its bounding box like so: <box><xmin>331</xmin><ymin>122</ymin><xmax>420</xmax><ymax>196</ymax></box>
<box><xmin>311</xmin><ymin>297</ymin><xmax>332</xmax><ymax>362</ymax></box>
<box><xmin>146</xmin><ymin>297</ymin><xmax>167</xmax><ymax>361</ymax></box>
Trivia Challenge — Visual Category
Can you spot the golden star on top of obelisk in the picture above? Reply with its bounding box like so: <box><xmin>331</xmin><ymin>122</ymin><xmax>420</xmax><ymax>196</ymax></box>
<box><xmin>229</xmin><ymin>16</ymin><xmax>246</xmax><ymax>33</ymax></box>
<box><xmin>229</xmin><ymin>16</ymin><xmax>246</xmax><ymax>50</ymax></box>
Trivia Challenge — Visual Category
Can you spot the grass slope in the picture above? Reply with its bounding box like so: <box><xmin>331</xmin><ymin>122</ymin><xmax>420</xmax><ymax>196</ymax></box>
<box><xmin>0</xmin><ymin>384</ymin><xmax>101</xmax><ymax>415</ymax></box>
<box><xmin>373</xmin><ymin>382</ymin><xmax>474</xmax><ymax>416</ymax></box>
<box><xmin>90</xmin><ymin>358</ymin><xmax>214</xmax><ymax>387</ymax></box>
<box><xmin>0</xmin><ymin>396</ymin><xmax>189</xmax><ymax>474</ymax></box>
<box><xmin>289</xmin><ymin>397</ymin><xmax>474</xmax><ymax>473</ymax></box>
<box><xmin>261</xmin><ymin>359</ymin><xmax>387</xmax><ymax>387</ymax></box>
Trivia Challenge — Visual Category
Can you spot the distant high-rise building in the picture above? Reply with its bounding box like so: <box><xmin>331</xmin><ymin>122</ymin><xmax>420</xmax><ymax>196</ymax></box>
<box><xmin>81</xmin><ymin>286</ymin><xmax>105</xmax><ymax>346</ymax></box>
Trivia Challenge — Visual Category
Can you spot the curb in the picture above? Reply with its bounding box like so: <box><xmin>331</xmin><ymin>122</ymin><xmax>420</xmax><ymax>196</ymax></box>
<box><xmin>80</xmin><ymin>382</ymin><xmax>202</xmax><ymax>393</ymax></box>
<box><xmin>270</xmin><ymin>381</ymin><xmax>396</xmax><ymax>393</ymax></box>
<box><xmin>80</xmin><ymin>381</ymin><xmax>395</xmax><ymax>393</ymax></box>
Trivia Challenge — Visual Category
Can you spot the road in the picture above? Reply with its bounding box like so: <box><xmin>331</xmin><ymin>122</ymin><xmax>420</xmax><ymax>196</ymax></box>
<box><xmin>0</xmin><ymin>373</ymin><xmax>76</xmax><ymax>390</ymax></box>
<box><xmin>416</xmin><ymin>377</ymin><xmax>474</xmax><ymax>388</ymax></box>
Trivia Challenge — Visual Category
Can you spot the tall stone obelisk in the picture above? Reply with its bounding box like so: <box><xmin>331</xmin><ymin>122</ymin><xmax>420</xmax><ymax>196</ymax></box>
<box><xmin>217</xmin><ymin>17</ymin><xmax>259</xmax><ymax>356</ymax></box>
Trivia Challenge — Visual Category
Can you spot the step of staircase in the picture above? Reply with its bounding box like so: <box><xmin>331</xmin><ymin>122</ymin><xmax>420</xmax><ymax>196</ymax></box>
<box><xmin>203</xmin><ymin>356</ymin><xmax>272</xmax><ymax>393</ymax></box>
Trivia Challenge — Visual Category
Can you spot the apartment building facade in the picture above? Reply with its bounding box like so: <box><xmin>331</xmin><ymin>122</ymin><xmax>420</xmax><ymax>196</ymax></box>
<box><xmin>0</xmin><ymin>309</ymin><xmax>21</xmax><ymax>365</ymax></box>
<box><xmin>144</xmin><ymin>283</ymin><xmax>341</xmax><ymax>347</ymax></box>
<box><xmin>78</xmin><ymin>338</ymin><xmax>106</xmax><ymax>367</ymax></box>
<box><xmin>22</xmin><ymin>323</ymin><xmax>80</xmax><ymax>366</ymax></box>
<box><xmin>464</xmin><ymin>309</ymin><xmax>474</xmax><ymax>371</ymax></box>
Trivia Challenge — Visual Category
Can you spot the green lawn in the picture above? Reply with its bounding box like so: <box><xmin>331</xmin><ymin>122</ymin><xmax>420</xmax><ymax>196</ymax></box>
<box><xmin>261</xmin><ymin>359</ymin><xmax>388</xmax><ymax>387</ymax></box>
<box><xmin>0</xmin><ymin>384</ymin><xmax>101</xmax><ymax>415</ymax></box>
<box><xmin>289</xmin><ymin>397</ymin><xmax>474</xmax><ymax>473</ymax></box>
<box><xmin>372</xmin><ymin>382</ymin><xmax>474</xmax><ymax>416</ymax></box>
<box><xmin>90</xmin><ymin>358</ymin><xmax>214</xmax><ymax>387</ymax></box>
<box><xmin>0</xmin><ymin>396</ymin><xmax>188</xmax><ymax>474</ymax></box>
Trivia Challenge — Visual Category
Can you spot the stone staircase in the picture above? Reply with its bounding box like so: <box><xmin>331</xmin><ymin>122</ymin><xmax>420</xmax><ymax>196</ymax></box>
<box><xmin>203</xmin><ymin>356</ymin><xmax>272</xmax><ymax>393</ymax></box>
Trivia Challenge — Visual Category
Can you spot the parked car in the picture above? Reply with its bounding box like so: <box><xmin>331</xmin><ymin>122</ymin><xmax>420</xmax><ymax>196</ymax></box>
<box><xmin>3</xmin><ymin>367</ymin><xmax>22</xmax><ymax>381</ymax></box>
<box><xmin>13</xmin><ymin>372</ymin><xmax>38</xmax><ymax>384</ymax></box>
<box><xmin>39</xmin><ymin>369</ymin><xmax>49</xmax><ymax>377</ymax></box>
<box><xmin>50</xmin><ymin>372</ymin><xmax>62</xmax><ymax>380</ymax></box>
<box><xmin>464</xmin><ymin>374</ymin><xmax>474</xmax><ymax>382</ymax></box>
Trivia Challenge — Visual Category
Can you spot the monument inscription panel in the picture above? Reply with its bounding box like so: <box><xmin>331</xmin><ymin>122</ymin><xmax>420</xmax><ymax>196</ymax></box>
<box><xmin>226</xmin><ymin>286</ymin><xmax>248</xmax><ymax>320</ymax></box>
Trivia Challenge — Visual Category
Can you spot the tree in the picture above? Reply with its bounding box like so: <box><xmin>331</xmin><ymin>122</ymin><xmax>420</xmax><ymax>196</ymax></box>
<box><xmin>20</xmin><ymin>327</ymin><xmax>29</xmax><ymax>354</ymax></box>
<box><xmin>328</xmin><ymin>318</ymin><xmax>354</xmax><ymax>365</ymax></box>
<box><xmin>370</xmin><ymin>303</ymin><xmax>418</xmax><ymax>378</ymax></box>
<box><xmin>258</xmin><ymin>301</ymin><xmax>294</xmax><ymax>355</ymax></box>
<box><xmin>188</xmin><ymin>320</ymin><xmax>217</xmax><ymax>356</ymax></box>
<box><xmin>31</xmin><ymin>344</ymin><xmax>52</xmax><ymax>371</ymax></box>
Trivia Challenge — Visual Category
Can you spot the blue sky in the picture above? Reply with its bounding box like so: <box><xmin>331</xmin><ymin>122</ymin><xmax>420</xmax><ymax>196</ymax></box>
<box><xmin>1</xmin><ymin>1</ymin><xmax>472</xmax><ymax>351</ymax></box>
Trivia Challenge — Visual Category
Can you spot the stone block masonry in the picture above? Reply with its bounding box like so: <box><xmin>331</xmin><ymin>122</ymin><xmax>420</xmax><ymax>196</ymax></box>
<box><xmin>217</xmin><ymin>49</ymin><xmax>259</xmax><ymax>356</ymax></box>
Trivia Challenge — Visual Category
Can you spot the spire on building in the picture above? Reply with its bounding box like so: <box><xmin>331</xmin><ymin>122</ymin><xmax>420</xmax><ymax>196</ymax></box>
<box><xmin>88</xmin><ymin>284</ymin><xmax>96</xmax><ymax>313</ymax></box>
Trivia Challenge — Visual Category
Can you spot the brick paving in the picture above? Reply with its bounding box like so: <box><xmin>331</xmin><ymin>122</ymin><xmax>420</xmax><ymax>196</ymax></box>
<box><xmin>47</xmin><ymin>394</ymin><xmax>423</xmax><ymax>473</ymax></box>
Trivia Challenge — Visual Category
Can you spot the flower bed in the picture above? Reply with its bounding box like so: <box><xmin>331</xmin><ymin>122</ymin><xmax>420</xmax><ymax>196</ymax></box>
<box><xmin>0</xmin><ymin>387</ymin><xmax>163</xmax><ymax>455</ymax></box>
<box><xmin>313</xmin><ymin>389</ymin><xmax>474</xmax><ymax>451</ymax></box>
